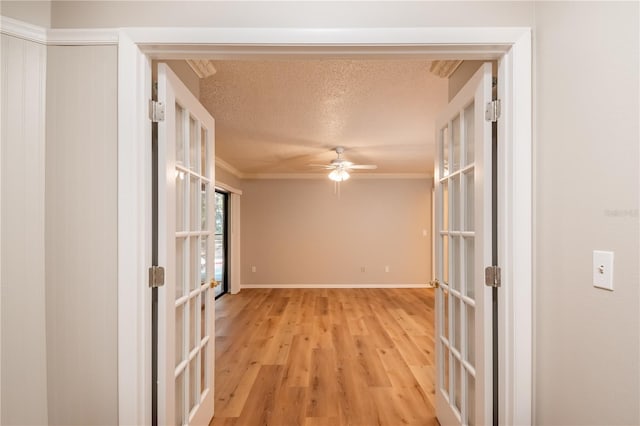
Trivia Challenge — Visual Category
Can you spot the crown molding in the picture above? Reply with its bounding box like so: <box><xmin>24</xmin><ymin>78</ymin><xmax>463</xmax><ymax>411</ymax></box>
<box><xmin>1</xmin><ymin>16</ymin><xmax>47</xmax><ymax>44</ymax></box>
<box><xmin>215</xmin><ymin>157</ymin><xmax>244</xmax><ymax>178</ymax></box>
<box><xmin>186</xmin><ymin>59</ymin><xmax>217</xmax><ymax>78</ymax></box>
<box><xmin>430</xmin><ymin>59</ymin><xmax>463</xmax><ymax>78</ymax></box>
<box><xmin>0</xmin><ymin>16</ymin><xmax>118</xmax><ymax>45</ymax></box>
<box><xmin>241</xmin><ymin>172</ymin><xmax>432</xmax><ymax>180</ymax></box>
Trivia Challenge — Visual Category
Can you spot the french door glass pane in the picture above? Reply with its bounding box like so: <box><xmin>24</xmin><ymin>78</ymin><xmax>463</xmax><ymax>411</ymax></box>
<box><xmin>176</xmin><ymin>173</ymin><xmax>186</xmax><ymax>232</ymax></box>
<box><xmin>200</xmin><ymin>344</ymin><xmax>208</xmax><ymax>392</ymax></box>
<box><xmin>442</xmin><ymin>346</ymin><xmax>450</xmax><ymax>396</ymax></box>
<box><xmin>189</xmin><ymin>357</ymin><xmax>198</xmax><ymax>411</ymax></box>
<box><xmin>442</xmin><ymin>181</ymin><xmax>449</xmax><ymax>231</ymax></box>
<box><xmin>201</xmin><ymin>183</ymin><xmax>208</xmax><ymax>231</ymax></box>
<box><xmin>441</xmin><ymin>126</ymin><xmax>449</xmax><ymax>176</ymax></box>
<box><xmin>200</xmin><ymin>237</ymin><xmax>208</xmax><ymax>286</ymax></box>
<box><xmin>467</xmin><ymin>372</ymin><xmax>476</xmax><ymax>426</ymax></box>
<box><xmin>189</xmin><ymin>116</ymin><xmax>198</xmax><ymax>173</ymax></box>
<box><xmin>175</xmin><ymin>104</ymin><xmax>185</xmax><ymax>166</ymax></box>
<box><xmin>466</xmin><ymin>304</ymin><xmax>475</xmax><ymax>366</ymax></box>
<box><xmin>464</xmin><ymin>102</ymin><xmax>475</xmax><ymax>166</ymax></box>
<box><xmin>200</xmin><ymin>128</ymin><xmax>208</xmax><ymax>178</ymax></box>
<box><xmin>443</xmin><ymin>287</ymin><xmax>449</xmax><ymax>341</ymax></box>
<box><xmin>190</xmin><ymin>177</ymin><xmax>199</xmax><ymax>231</ymax></box>
<box><xmin>200</xmin><ymin>290</ymin><xmax>208</xmax><ymax>340</ymax></box>
<box><xmin>442</xmin><ymin>235</ymin><xmax>449</xmax><ymax>285</ymax></box>
<box><xmin>454</xmin><ymin>358</ymin><xmax>462</xmax><ymax>412</ymax></box>
<box><xmin>465</xmin><ymin>238</ymin><xmax>475</xmax><ymax>299</ymax></box>
<box><xmin>176</xmin><ymin>237</ymin><xmax>185</xmax><ymax>299</ymax></box>
<box><xmin>175</xmin><ymin>304</ymin><xmax>185</xmax><ymax>367</ymax></box>
<box><xmin>451</xmin><ymin>236</ymin><xmax>460</xmax><ymax>291</ymax></box>
<box><xmin>175</xmin><ymin>372</ymin><xmax>184</xmax><ymax>426</ymax></box>
<box><xmin>189</xmin><ymin>298</ymin><xmax>197</xmax><ymax>351</ymax></box>
<box><xmin>452</xmin><ymin>297</ymin><xmax>461</xmax><ymax>352</ymax></box>
<box><xmin>451</xmin><ymin>175</ymin><xmax>460</xmax><ymax>231</ymax></box>
<box><xmin>452</xmin><ymin>115</ymin><xmax>461</xmax><ymax>172</ymax></box>
<box><xmin>190</xmin><ymin>237</ymin><xmax>198</xmax><ymax>291</ymax></box>
<box><xmin>464</xmin><ymin>170</ymin><xmax>474</xmax><ymax>231</ymax></box>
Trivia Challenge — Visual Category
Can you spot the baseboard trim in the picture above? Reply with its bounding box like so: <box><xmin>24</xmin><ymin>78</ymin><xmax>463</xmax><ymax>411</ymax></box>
<box><xmin>241</xmin><ymin>283</ymin><xmax>430</xmax><ymax>289</ymax></box>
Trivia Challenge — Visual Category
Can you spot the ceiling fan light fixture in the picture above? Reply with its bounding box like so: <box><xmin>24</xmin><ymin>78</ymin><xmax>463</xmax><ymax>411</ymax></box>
<box><xmin>328</xmin><ymin>169</ymin><xmax>350</xmax><ymax>182</ymax></box>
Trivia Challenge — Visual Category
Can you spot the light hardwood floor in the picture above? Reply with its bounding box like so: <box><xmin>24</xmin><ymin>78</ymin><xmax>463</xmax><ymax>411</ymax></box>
<box><xmin>210</xmin><ymin>288</ymin><xmax>437</xmax><ymax>426</ymax></box>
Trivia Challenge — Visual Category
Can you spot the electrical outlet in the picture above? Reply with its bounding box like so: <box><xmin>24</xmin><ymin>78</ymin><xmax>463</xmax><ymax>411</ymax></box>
<box><xmin>251</xmin><ymin>266</ymin><xmax>256</xmax><ymax>273</ymax></box>
<box><xmin>360</xmin><ymin>266</ymin><xmax>365</xmax><ymax>273</ymax></box>
<box><xmin>385</xmin><ymin>265</ymin><xmax>390</xmax><ymax>273</ymax></box>
<box><xmin>593</xmin><ymin>250</ymin><xmax>614</xmax><ymax>291</ymax></box>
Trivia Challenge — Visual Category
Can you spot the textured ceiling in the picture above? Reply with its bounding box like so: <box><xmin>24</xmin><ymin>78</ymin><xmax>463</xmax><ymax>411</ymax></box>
<box><xmin>199</xmin><ymin>59</ymin><xmax>448</xmax><ymax>176</ymax></box>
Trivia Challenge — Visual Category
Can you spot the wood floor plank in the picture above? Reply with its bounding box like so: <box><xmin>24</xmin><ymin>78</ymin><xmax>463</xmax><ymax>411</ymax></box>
<box><xmin>209</xmin><ymin>288</ymin><xmax>436</xmax><ymax>426</ymax></box>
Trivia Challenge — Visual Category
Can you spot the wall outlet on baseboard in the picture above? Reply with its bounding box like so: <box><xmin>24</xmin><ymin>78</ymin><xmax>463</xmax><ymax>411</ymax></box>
<box><xmin>360</xmin><ymin>266</ymin><xmax>365</xmax><ymax>273</ymax></box>
<box><xmin>385</xmin><ymin>265</ymin><xmax>390</xmax><ymax>273</ymax></box>
<box><xmin>251</xmin><ymin>266</ymin><xmax>256</xmax><ymax>273</ymax></box>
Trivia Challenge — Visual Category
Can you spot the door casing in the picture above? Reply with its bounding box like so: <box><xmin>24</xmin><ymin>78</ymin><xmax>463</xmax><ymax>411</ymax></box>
<box><xmin>115</xmin><ymin>26</ymin><xmax>532</xmax><ymax>426</ymax></box>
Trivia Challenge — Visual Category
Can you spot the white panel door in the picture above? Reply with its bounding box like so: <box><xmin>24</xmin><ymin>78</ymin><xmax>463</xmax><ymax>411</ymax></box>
<box><xmin>434</xmin><ymin>62</ymin><xmax>493</xmax><ymax>426</ymax></box>
<box><xmin>157</xmin><ymin>63</ymin><xmax>216</xmax><ymax>426</ymax></box>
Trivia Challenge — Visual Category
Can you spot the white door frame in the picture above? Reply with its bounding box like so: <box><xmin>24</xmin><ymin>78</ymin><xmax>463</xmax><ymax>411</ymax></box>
<box><xmin>116</xmin><ymin>26</ymin><xmax>532</xmax><ymax>426</ymax></box>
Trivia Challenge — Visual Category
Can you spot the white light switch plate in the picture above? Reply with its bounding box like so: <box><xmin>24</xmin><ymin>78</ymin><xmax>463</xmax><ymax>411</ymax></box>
<box><xmin>593</xmin><ymin>250</ymin><xmax>614</xmax><ymax>291</ymax></box>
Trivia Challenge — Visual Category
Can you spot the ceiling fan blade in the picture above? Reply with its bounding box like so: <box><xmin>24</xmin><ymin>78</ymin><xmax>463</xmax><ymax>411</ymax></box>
<box><xmin>308</xmin><ymin>164</ymin><xmax>335</xmax><ymax>169</ymax></box>
<box><xmin>348</xmin><ymin>165</ymin><xmax>378</xmax><ymax>170</ymax></box>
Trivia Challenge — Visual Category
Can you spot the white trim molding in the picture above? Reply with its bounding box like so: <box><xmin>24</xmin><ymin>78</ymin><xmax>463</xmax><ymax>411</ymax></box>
<box><xmin>214</xmin><ymin>156</ymin><xmax>243</xmax><ymax>178</ymax></box>
<box><xmin>241</xmin><ymin>283</ymin><xmax>430</xmax><ymax>289</ymax></box>
<box><xmin>0</xmin><ymin>16</ymin><xmax>47</xmax><ymax>44</ymax></box>
<box><xmin>0</xmin><ymin>16</ymin><xmax>118</xmax><ymax>45</ymax></box>
<box><xmin>46</xmin><ymin>28</ymin><xmax>118</xmax><ymax>46</ymax></box>
<box><xmin>215</xmin><ymin>181</ymin><xmax>242</xmax><ymax>195</ymax></box>
<box><xmin>112</xmin><ymin>25</ymin><xmax>532</xmax><ymax>426</ymax></box>
<box><xmin>0</xmin><ymin>18</ymin><xmax>533</xmax><ymax>426</ymax></box>
<box><xmin>117</xmin><ymin>32</ymin><xmax>152</xmax><ymax>426</ymax></box>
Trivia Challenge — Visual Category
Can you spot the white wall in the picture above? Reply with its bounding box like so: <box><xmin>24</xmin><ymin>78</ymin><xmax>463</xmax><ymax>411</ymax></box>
<box><xmin>0</xmin><ymin>1</ymin><xmax>51</xmax><ymax>28</ymax></box>
<box><xmin>0</xmin><ymin>34</ymin><xmax>49</xmax><ymax>425</ymax></box>
<box><xmin>46</xmin><ymin>1</ymin><xmax>534</xmax><ymax>28</ymax></box>
<box><xmin>533</xmin><ymin>2</ymin><xmax>639</xmax><ymax>424</ymax></box>
<box><xmin>45</xmin><ymin>45</ymin><xmax>119</xmax><ymax>425</ymax></box>
<box><xmin>215</xmin><ymin>165</ymin><xmax>242</xmax><ymax>191</ymax></box>
<box><xmin>241</xmin><ymin>178</ymin><xmax>432</xmax><ymax>286</ymax></box>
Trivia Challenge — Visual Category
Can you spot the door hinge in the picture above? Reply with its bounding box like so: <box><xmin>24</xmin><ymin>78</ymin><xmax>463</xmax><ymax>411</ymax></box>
<box><xmin>149</xmin><ymin>265</ymin><xmax>165</xmax><ymax>288</ymax></box>
<box><xmin>149</xmin><ymin>100</ymin><xmax>165</xmax><ymax>122</ymax></box>
<box><xmin>485</xmin><ymin>100</ymin><xmax>501</xmax><ymax>122</ymax></box>
<box><xmin>484</xmin><ymin>265</ymin><xmax>501</xmax><ymax>288</ymax></box>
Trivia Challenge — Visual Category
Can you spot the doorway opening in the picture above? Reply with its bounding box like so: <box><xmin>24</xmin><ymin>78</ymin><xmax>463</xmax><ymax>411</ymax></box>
<box><xmin>117</xmin><ymin>27</ymin><xmax>532</xmax><ymax>426</ymax></box>
<box><xmin>214</xmin><ymin>190</ymin><xmax>229</xmax><ymax>299</ymax></box>
<box><xmin>155</xmin><ymin>56</ymin><xmax>487</xmax><ymax>426</ymax></box>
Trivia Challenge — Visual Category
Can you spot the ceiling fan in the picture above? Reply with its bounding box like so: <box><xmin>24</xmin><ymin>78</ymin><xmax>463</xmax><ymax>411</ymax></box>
<box><xmin>311</xmin><ymin>146</ymin><xmax>378</xmax><ymax>182</ymax></box>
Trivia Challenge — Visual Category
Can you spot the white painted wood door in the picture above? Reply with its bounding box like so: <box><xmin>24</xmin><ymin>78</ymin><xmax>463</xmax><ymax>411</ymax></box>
<box><xmin>157</xmin><ymin>63</ymin><xmax>216</xmax><ymax>426</ymax></box>
<box><xmin>434</xmin><ymin>62</ymin><xmax>493</xmax><ymax>426</ymax></box>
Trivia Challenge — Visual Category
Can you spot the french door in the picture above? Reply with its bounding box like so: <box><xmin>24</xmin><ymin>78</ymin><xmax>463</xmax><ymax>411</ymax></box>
<box><xmin>156</xmin><ymin>63</ymin><xmax>216</xmax><ymax>426</ymax></box>
<box><xmin>434</xmin><ymin>62</ymin><xmax>493</xmax><ymax>426</ymax></box>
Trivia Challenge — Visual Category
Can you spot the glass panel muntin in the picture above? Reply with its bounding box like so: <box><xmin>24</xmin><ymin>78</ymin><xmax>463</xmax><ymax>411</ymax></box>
<box><xmin>174</xmin><ymin>101</ymin><xmax>213</xmax><ymax>425</ymax></box>
<box><xmin>438</xmin><ymin>103</ymin><xmax>478</xmax><ymax>424</ymax></box>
